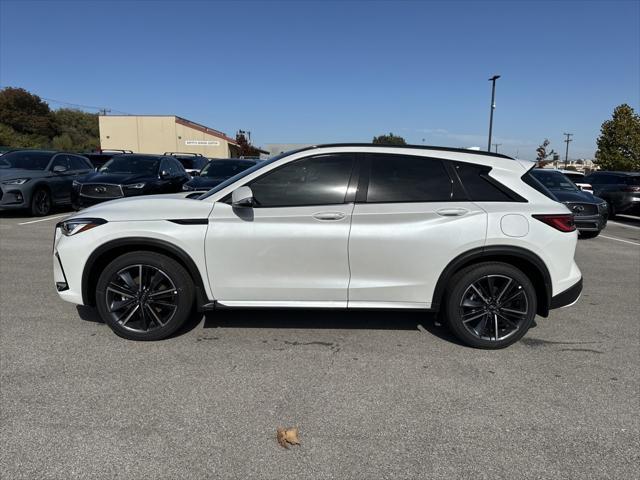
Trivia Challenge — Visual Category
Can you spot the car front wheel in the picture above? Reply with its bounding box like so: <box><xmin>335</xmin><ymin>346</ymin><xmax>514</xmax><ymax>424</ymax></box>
<box><xmin>444</xmin><ymin>262</ymin><xmax>537</xmax><ymax>349</ymax></box>
<box><xmin>30</xmin><ymin>188</ymin><xmax>52</xmax><ymax>216</ymax></box>
<box><xmin>96</xmin><ymin>251</ymin><xmax>195</xmax><ymax>341</ymax></box>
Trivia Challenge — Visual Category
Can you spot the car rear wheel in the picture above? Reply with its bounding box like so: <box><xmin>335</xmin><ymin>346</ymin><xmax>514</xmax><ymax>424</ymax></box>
<box><xmin>96</xmin><ymin>251</ymin><xmax>194</xmax><ymax>341</ymax></box>
<box><xmin>607</xmin><ymin>203</ymin><xmax>616</xmax><ymax>219</ymax></box>
<box><xmin>444</xmin><ymin>262</ymin><xmax>537</xmax><ymax>349</ymax></box>
<box><xmin>30</xmin><ymin>188</ymin><xmax>52</xmax><ymax>216</ymax></box>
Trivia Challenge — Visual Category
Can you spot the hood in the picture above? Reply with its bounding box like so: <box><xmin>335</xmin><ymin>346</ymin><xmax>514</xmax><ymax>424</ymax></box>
<box><xmin>185</xmin><ymin>176</ymin><xmax>225</xmax><ymax>189</ymax></box>
<box><xmin>70</xmin><ymin>193</ymin><xmax>214</xmax><ymax>222</ymax></box>
<box><xmin>79</xmin><ymin>171</ymin><xmax>154</xmax><ymax>185</ymax></box>
<box><xmin>550</xmin><ymin>189</ymin><xmax>599</xmax><ymax>203</ymax></box>
<box><xmin>0</xmin><ymin>168</ymin><xmax>48</xmax><ymax>180</ymax></box>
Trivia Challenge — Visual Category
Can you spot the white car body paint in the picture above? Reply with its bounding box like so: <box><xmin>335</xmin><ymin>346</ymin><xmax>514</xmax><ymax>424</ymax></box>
<box><xmin>53</xmin><ymin>145</ymin><xmax>581</xmax><ymax>312</ymax></box>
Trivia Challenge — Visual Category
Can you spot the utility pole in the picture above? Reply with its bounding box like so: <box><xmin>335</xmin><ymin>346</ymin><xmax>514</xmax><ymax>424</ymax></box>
<box><xmin>563</xmin><ymin>133</ymin><xmax>573</xmax><ymax>168</ymax></box>
<box><xmin>492</xmin><ymin>143</ymin><xmax>502</xmax><ymax>153</ymax></box>
<box><xmin>487</xmin><ymin>75</ymin><xmax>501</xmax><ymax>152</ymax></box>
<box><xmin>98</xmin><ymin>108</ymin><xmax>111</xmax><ymax>116</ymax></box>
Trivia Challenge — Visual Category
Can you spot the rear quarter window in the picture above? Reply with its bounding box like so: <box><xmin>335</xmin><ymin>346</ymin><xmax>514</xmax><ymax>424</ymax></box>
<box><xmin>454</xmin><ymin>162</ymin><xmax>521</xmax><ymax>202</ymax></box>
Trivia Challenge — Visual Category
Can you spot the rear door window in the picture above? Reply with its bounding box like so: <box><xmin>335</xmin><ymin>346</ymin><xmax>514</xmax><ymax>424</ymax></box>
<box><xmin>69</xmin><ymin>155</ymin><xmax>92</xmax><ymax>170</ymax></box>
<box><xmin>365</xmin><ymin>154</ymin><xmax>452</xmax><ymax>203</ymax></box>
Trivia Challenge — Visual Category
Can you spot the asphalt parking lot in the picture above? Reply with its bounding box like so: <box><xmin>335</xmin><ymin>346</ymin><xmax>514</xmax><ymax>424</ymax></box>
<box><xmin>1</xmin><ymin>210</ymin><xmax>638</xmax><ymax>479</ymax></box>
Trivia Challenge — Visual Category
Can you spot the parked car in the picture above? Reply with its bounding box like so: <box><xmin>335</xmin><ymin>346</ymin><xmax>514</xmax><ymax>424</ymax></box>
<box><xmin>164</xmin><ymin>152</ymin><xmax>208</xmax><ymax>176</ymax></box>
<box><xmin>0</xmin><ymin>150</ymin><xmax>93</xmax><ymax>216</ymax></box>
<box><xmin>557</xmin><ymin>169</ymin><xmax>593</xmax><ymax>193</ymax></box>
<box><xmin>82</xmin><ymin>149</ymin><xmax>132</xmax><ymax>169</ymax></box>
<box><xmin>54</xmin><ymin>144</ymin><xmax>583</xmax><ymax>349</ymax></box>
<box><xmin>530</xmin><ymin>169</ymin><xmax>607</xmax><ymax>238</ymax></box>
<box><xmin>71</xmin><ymin>154</ymin><xmax>190</xmax><ymax>210</ymax></box>
<box><xmin>182</xmin><ymin>159</ymin><xmax>258</xmax><ymax>191</ymax></box>
<box><xmin>582</xmin><ymin>171</ymin><xmax>640</xmax><ymax>218</ymax></box>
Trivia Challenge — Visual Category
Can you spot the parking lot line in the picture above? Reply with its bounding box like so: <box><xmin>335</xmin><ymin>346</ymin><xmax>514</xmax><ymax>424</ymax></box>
<box><xmin>609</xmin><ymin>220</ymin><xmax>640</xmax><ymax>231</ymax></box>
<box><xmin>18</xmin><ymin>214</ymin><xmax>68</xmax><ymax>225</ymax></box>
<box><xmin>599</xmin><ymin>234</ymin><xmax>640</xmax><ymax>246</ymax></box>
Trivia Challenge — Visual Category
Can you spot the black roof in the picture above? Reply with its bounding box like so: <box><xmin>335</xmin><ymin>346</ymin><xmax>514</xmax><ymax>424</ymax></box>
<box><xmin>285</xmin><ymin>143</ymin><xmax>514</xmax><ymax>160</ymax></box>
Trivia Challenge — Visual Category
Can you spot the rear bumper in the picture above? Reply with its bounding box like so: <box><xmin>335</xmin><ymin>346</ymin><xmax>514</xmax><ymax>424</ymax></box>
<box><xmin>550</xmin><ymin>277</ymin><xmax>583</xmax><ymax>309</ymax></box>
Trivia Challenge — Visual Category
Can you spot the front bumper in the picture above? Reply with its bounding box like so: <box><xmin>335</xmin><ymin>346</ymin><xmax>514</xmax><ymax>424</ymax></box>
<box><xmin>550</xmin><ymin>277</ymin><xmax>583</xmax><ymax>309</ymax></box>
<box><xmin>0</xmin><ymin>184</ymin><xmax>30</xmax><ymax>210</ymax></box>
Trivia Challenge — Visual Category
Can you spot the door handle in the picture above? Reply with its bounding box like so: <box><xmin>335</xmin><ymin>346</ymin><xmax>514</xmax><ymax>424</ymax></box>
<box><xmin>313</xmin><ymin>212</ymin><xmax>346</xmax><ymax>221</ymax></box>
<box><xmin>436</xmin><ymin>208</ymin><xmax>469</xmax><ymax>217</ymax></box>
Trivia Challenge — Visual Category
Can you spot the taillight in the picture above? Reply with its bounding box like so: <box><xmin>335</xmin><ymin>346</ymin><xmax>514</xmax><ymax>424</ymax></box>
<box><xmin>532</xmin><ymin>214</ymin><xmax>576</xmax><ymax>232</ymax></box>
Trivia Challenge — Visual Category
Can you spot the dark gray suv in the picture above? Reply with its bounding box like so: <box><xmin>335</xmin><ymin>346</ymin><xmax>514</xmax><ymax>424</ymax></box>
<box><xmin>0</xmin><ymin>150</ymin><xmax>94</xmax><ymax>216</ymax></box>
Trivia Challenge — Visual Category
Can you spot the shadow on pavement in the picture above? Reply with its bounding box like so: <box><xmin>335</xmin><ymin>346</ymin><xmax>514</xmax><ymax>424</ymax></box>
<box><xmin>76</xmin><ymin>301</ymin><xmax>465</xmax><ymax>345</ymax></box>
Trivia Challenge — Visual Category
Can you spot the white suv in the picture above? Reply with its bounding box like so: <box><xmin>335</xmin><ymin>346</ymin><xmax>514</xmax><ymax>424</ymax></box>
<box><xmin>53</xmin><ymin>144</ymin><xmax>582</xmax><ymax>348</ymax></box>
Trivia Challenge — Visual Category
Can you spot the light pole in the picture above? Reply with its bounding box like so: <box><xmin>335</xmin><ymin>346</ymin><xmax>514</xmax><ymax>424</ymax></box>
<box><xmin>563</xmin><ymin>133</ymin><xmax>573</xmax><ymax>169</ymax></box>
<box><xmin>487</xmin><ymin>75</ymin><xmax>500</xmax><ymax>152</ymax></box>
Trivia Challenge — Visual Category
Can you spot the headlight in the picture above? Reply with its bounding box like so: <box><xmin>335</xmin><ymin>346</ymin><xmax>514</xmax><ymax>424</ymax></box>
<box><xmin>2</xmin><ymin>178</ymin><xmax>29</xmax><ymax>185</ymax></box>
<box><xmin>124</xmin><ymin>183</ymin><xmax>146</xmax><ymax>189</ymax></box>
<box><xmin>57</xmin><ymin>218</ymin><xmax>107</xmax><ymax>236</ymax></box>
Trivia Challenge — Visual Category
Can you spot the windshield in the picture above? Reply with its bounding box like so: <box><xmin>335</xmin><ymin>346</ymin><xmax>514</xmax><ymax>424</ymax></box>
<box><xmin>0</xmin><ymin>151</ymin><xmax>53</xmax><ymax>170</ymax></box>
<box><xmin>201</xmin><ymin>160</ymin><xmax>255</xmax><ymax>178</ymax></box>
<box><xmin>99</xmin><ymin>156</ymin><xmax>160</xmax><ymax>175</ymax></box>
<box><xmin>531</xmin><ymin>170</ymin><xmax>579</xmax><ymax>192</ymax></box>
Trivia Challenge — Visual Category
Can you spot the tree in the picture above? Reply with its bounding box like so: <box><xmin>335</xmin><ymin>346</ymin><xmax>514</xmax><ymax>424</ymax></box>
<box><xmin>0</xmin><ymin>87</ymin><xmax>56</xmax><ymax>138</ymax></box>
<box><xmin>595</xmin><ymin>104</ymin><xmax>640</xmax><ymax>171</ymax></box>
<box><xmin>235</xmin><ymin>130</ymin><xmax>261</xmax><ymax>157</ymax></box>
<box><xmin>52</xmin><ymin>108</ymin><xmax>99</xmax><ymax>151</ymax></box>
<box><xmin>372</xmin><ymin>132</ymin><xmax>406</xmax><ymax>145</ymax></box>
<box><xmin>535</xmin><ymin>139</ymin><xmax>556</xmax><ymax>167</ymax></box>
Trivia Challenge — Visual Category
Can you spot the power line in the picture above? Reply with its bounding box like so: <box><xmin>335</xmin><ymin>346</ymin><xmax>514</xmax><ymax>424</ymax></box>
<box><xmin>0</xmin><ymin>87</ymin><xmax>130</xmax><ymax>115</ymax></box>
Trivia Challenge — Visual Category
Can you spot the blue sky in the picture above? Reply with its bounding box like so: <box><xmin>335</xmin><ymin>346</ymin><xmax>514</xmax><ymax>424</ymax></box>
<box><xmin>1</xmin><ymin>0</ymin><xmax>638</xmax><ymax>160</ymax></box>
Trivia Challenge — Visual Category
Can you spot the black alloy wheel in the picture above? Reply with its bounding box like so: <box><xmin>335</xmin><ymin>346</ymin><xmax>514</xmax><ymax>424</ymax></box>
<box><xmin>31</xmin><ymin>188</ymin><xmax>52</xmax><ymax>216</ymax></box>
<box><xmin>445</xmin><ymin>262</ymin><xmax>537</xmax><ymax>349</ymax></box>
<box><xmin>96</xmin><ymin>251</ymin><xmax>194</xmax><ymax>340</ymax></box>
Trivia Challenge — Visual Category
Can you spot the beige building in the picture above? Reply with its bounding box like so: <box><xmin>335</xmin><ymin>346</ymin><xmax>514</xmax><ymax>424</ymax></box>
<box><xmin>99</xmin><ymin>115</ymin><xmax>239</xmax><ymax>158</ymax></box>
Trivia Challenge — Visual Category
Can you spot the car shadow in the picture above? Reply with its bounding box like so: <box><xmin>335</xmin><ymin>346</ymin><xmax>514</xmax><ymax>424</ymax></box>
<box><xmin>76</xmin><ymin>305</ymin><xmax>464</xmax><ymax>346</ymax></box>
<box><xmin>612</xmin><ymin>214</ymin><xmax>640</xmax><ymax>228</ymax></box>
<box><xmin>202</xmin><ymin>307</ymin><xmax>465</xmax><ymax>345</ymax></box>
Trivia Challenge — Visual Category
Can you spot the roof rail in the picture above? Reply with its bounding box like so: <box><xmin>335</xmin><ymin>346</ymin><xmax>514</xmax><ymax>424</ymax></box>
<box><xmin>293</xmin><ymin>143</ymin><xmax>514</xmax><ymax>160</ymax></box>
<box><xmin>164</xmin><ymin>152</ymin><xmax>204</xmax><ymax>157</ymax></box>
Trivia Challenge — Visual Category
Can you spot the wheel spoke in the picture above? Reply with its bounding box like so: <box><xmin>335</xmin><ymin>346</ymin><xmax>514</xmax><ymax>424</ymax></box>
<box><xmin>500</xmin><ymin>288</ymin><xmax>524</xmax><ymax>306</ymax></box>
<box><xmin>118</xmin><ymin>271</ymin><xmax>137</xmax><ymax>292</ymax></box>
<box><xmin>497</xmin><ymin>312</ymin><xmax>519</xmax><ymax>330</ymax></box>
<box><xmin>474</xmin><ymin>313</ymin><xmax>489</xmax><ymax>336</ymax></box>
<box><xmin>139</xmin><ymin>302</ymin><xmax>148</xmax><ymax>331</ymax></box>
<box><xmin>149</xmin><ymin>299</ymin><xmax>176</xmax><ymax>308</ymax></box>
<box><xmin>145</xmin><ymin>304</ymin><xmax>165</xmax><ymax>327</ymax></box>
<box><xmin>462</xmin><ymin>310</ymin><xmax>487</xmax><ymax>324</ymax></box>
<box><xmin>119</xmin><ymin>303</ymin><xmax>139</xmax><ymax>326</ymax></box>
<box><xmin>149</xmin><ymin>288</ymin><xmax>176</xmax><ymax>298</ymax></box>
<box><xmin>109</xmin><ymin>297</ymin><xmax>137</xmax><ymax>313</ymax></box>
<box><xmin>107</xmin><ymin>283</ymin><xmax>135</xmax><ymax>298</ymax></box>
<box><xmin>138</xmin><ymin>265</ymin><xmax>143</xmax><ymax>293</ymax></box>
<box><xmin>495</xmin><ymin>278</ymin><xmax>513</xmax><ymax>303</ymax></box>
<box><xmin>500</xmin><ymin>307</ymin><xmax>527</xmax><ymax>316</ymax></box>
<box><xmin>493</xmin><ymin>313</ymin><xmax>499</xmax><ymax>341</ymax></box>
<box><xmin>148</xmin><ymin>270</ymin><xmax>164</xmax><ymax>291</ymax></box>
<box><xmin>470</xmin><ymin>284</ymin><xmax>490</xmax><ymax>304</ymax></box>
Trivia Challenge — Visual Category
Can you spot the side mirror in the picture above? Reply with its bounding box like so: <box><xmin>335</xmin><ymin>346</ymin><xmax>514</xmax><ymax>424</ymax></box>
<box><xmin>232</xmin><ymin>186</ymin><xmax>254</xmax><ymax>208</ymax></box>
<box><xmin>160</xmin><ymin>170</ymin><xmax>170</xmax><ymax>179</ymax></box>
<box><xmin>53</xmin><ymin>165</ymin><xmax>68</xmax><ymax>173</ymax></box>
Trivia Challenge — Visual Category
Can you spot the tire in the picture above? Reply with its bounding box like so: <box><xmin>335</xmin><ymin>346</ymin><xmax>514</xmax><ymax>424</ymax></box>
<box><xmin>579</xmin><ymin>231</ymin><xmax>600</xmax><ymax>239</ymax></box>
<box><xmin>30</xmin><ymin>188</ymin><xmax>52</xmax><ymax>216</ymax></box>
<box><xmin>444</xmin><ymin>262</ymin><xmax>537</xmax><ymax>349</ymax></box>
<box><xmin>607</xmin><ymin>203</ymin><xmax>616</xmax><ymax>220</ymax></box>
<box><xmin>95</xmin><ymin>251</ymin><xmax>195</xmax><ymax>341</ymax></box>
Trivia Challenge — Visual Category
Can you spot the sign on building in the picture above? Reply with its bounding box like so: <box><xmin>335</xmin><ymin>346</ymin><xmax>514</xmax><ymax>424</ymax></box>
<box><xmin>185</xmin><ymin>140</ymin><xmax>220</xmax><ymax>146</ymax></box>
